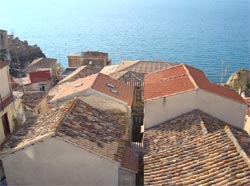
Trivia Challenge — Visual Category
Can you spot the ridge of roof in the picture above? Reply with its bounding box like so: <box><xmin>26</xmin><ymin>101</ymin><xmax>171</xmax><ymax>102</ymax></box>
<box><xmin>183</xmin><ymin>64</ymin><xmax>199</xmax><ymax>89</ymax></box>
<box><xmin>144</xmin><ymin>110</ymin><xmax>250</xmax><ymax>185</ymax></box>
<box><xmin>91</xmin><ymin>73</ymin><xmax>134</xmax><ymax>106</ymax></box>
<box><xmin>144</xmin><ymin>64</ymin><xmax>246</xmax><ymax>103</ymax></box>
<box><xmin>224</xmin><ymin>126</ymin><xmax>250</xmax><ymax>165</ymax></box>
<box><xmin>115</xmin><ymin>60</ymin><xmax>140</xmax><ymax>72</ymax></box>
<box><xmin>0</xmin><ymin>101</ymin><xmax>73</xmax><ymax>155</ymax></box>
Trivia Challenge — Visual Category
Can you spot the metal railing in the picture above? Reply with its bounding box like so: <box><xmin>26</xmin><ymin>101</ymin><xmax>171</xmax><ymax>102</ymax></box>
<box><xmin>131</xmin><ymin>142</ymin><xmax>144</xmax><ymax>152</ymax></box>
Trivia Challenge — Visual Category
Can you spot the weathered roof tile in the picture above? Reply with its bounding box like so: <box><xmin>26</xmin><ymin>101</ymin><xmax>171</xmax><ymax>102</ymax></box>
<box><xmin>144</xmin><ymin>110</ymin><xmax>250</xmax><ymax>185</ymax></box>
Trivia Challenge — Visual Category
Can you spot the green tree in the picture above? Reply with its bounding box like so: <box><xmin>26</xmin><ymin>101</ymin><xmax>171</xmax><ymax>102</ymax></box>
<box><xmin>0</xmin><ymin>49</ymin><xmax>7</xmax><ymax>61</ymax></box>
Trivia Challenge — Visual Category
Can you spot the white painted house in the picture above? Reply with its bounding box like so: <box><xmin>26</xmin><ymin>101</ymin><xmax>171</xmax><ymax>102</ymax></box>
<box><xmin>143</xmin><ymin>64</ymin><xmax>247</xmax><ymax>129</ymax></box>
<box><xmin>0</xmin><ymin>99</ymin><xmax>138</xmax><ymax>185</ymax></box>
<box><xmin>0</xmin><ymin>61</ymin><xmax>16</xmax><ymax>144</ymax></box>
<box><xmin>50</xmin><ymin>73</ymin><xmax>134</xmax><ymax>109</ymax></box>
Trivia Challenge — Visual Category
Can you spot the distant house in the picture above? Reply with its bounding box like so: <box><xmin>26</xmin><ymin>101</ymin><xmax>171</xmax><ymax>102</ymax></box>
<box><xmin>112</xmin><ymin>60</ymin><xmax>178</xmax><ymax>74</ymax></box>
<box><xmin>143</xmin><ymin>110</ymin><xmax>250</xmax><ymax>185</ymax></box>
<box><xmin>0</xmin><ymin>99</ymin><xmax>138</xmax><ymax>185</ymax></box>
<box><xmin>23</xmin><ymin>70</ymin><xmax>53</xmax><ymax>91</ymax></box>
<box><xmin>0</xmin><ymin>61</ymin><xmax>16</xmax><ymax>144</ymax></box>
<box><xmin>58</xmin><ymin>65</ymin><xmax>100</xmax><ymax>84</ymax></box>
<box><xmin>68</xmin><ymin>51</ymin><xmax>111</xmax><ymax>68</ymax></box>
<box><xmin>102</xmin><ymin>60</ymin><xmax>177</xmax><ymax>142</ymax></box>
<box><xmin>21</xmin><ymin>91</ymin><xmax>48</xmax><ymax>119</ymax></box>
<box><xmin>25</xmin><ymin>57</ymin><xmax>59</xmax><ymax>83</ymax></box>
<box><xmin>58</xmin><ymin>67</ymin><xmax>77</xmax><ymax>81</ymax></box>
<box><xmin>143</xmin><ymin>64</ymin><xmax>247</xmax><ymax>130</ymax></box>
<box><xmin>50</xmin><ymin>73</ymin><xmax>134</xmax><ymax>140</ymax></box>
<box><xmin>51</xmin><ymin>73</ymin><xmax>134</xmax><ymax>111</ymax></box>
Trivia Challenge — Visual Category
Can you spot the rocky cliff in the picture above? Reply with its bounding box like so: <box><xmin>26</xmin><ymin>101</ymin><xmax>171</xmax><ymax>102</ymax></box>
<box><xmin>8</xmin><ymin>35</ymin><xmax>45</xmax><ymax>77</ymax></box>
<box><xmin>225</xmin><ymin>69</ymin><xmax>250</xmax><ymax>91</ymax></box>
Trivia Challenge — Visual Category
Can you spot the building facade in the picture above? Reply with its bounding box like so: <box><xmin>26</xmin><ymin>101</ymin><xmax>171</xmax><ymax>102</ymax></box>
<box><xmin>143</xmin><ymin>64</ymin><xmax>247</xmax><ymax>130</ymax></box>
<box><xmin>68</xmin><ymin>51</ymin><xmax>111</xmax><ymax>68</ymax></box>
<box><xmin>0</xmin><ymin>62</ymin><xmax>16</xmax><ymax>144</ymax></box>
<box><xmin>0</xmin><ymin>99</ymin><xmax>138</xmax><ymax>185</ymax></box>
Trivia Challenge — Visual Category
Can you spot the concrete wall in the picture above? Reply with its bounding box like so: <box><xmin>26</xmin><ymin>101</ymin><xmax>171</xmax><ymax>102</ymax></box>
<box><xmin>119</xmin><ymin>168</ymin><xmax>136</xmax><ymax>186</ymax></box>
<box><xmin>144</xmin><ymin>88</ymin><xmax>246</xmax><ymax>130</ymax></box>
<box><xmin>2</xmin><ymin>137</ymin><xmax>120</xmax><ymax>185</ymax></box>
<box><xmin>144</xmin><ymin>90</ymin><xmax>198</xmax><ymax>129</ymax></box>
<box><xmin>198</xmin><ymin>89</ymin><xmax>246</xmax><ymax>129</ymax></box>
<box><xmin>68</xmin><ymin>56</ymin><xmax>108</xmax><ymax>68</ymax></box>
<box><xmin>24</xmin><ymin>81</ymin><xmax>52</xmax><ymax>92</ymax></box>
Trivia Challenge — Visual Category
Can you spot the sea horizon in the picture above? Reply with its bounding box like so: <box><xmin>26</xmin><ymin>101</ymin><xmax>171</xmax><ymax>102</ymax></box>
<box><xmin>1</xmin><ymin>0</ymin><xmax>249</xmax><ymax>83</ymax></box>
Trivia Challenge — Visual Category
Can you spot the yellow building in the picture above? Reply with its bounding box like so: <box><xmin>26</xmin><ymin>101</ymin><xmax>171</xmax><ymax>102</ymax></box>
<box><xmin>0</xmin><ymin>61</ymin><xmax>16</xmax><ymax>144</ymax></box>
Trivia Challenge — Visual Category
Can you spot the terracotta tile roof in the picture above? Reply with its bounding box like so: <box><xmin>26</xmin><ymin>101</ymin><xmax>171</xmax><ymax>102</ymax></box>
<box><xmin>21</xmin><ymin>92</ymin><xmax>47</xmax><ymax>109</ymax></box>
<box><xmin>1</xmin><ymin>103</ymin><xmax>70</xmax><ymax>150</ymax></box>
<box><xmin>144</xmin><ymin>110</ymin><xmax>250</xmax><ymax>185</ymax></box>
<box><xmin>1</xmin><ymin>99</ymin><xmax>137</xmax><ymax>171</ymax></box>
<box><xmin>110</xmin><ymin>71</ymin><xmax>144</xmax><ymax>87</ymax></box>
<box><xmin>115</xmin><ymin>60</ymin><xmax>140</xmax><ymax>72</ymax></box>
<box><xmin>187</xmin><ymin>65</ymin><xmax>246</xmax><ymax>104</ymax></box>
<box><xmin>100</xmin><ymin>65</ymin><xmax>119</xmax><ymax>75</ymax></box>
<box><xmin>116</xmin><ymin>60</ymin><xmax>177</xmax><ymax>74</ymax></box>
<box><xmin>58</xmin><ymin>65</ymin><xmax>100</xmax><ymax>84</ymax></box>
<box><xmin>144</xmin><ymin>64</ymin><xmax>246</xmax><ymax>104</ymax></box>
<box><xmin>26</xmin><ymin>57</ymin><xmax>57</xmax><ymax>72</ymax></box>
<box><xmin>28</xmin><ymin>70</ymin><xmax>51</xmax><ymax>83</ymax></box>
<box><xmin>0</xmin><ymin>61</ymin><xmax>9</xmax><ymax>69</ymax></box>
<box><xmin>51</xmin><ymin>74</ymin><xmax>98</xmax><ymax>102</ymax></box>
<box><xmin>56</xmin><ymin>99</ymin><xmax>129</xmax><ymax>163</ymax></box>
<box><xmin>52</xmin><ymin>73</ymin><xmax>134</xmax><ymax>106</ymax></box>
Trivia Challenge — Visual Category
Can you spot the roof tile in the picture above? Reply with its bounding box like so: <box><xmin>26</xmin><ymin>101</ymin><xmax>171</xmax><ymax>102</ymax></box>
<box><xmin>52</xmin><ymin>73</ymin><xmax>134</xmax><ymax>106</ymax></box>
<box><xmin>144</xmin><ymin>110</ymin><xmax>250</xmax><ymax>185</ymax></box>
<box><xmin>28</xmin><ymin>70</ymin><xmax>51</xmax><ymax>83</ymax></box>
<box><xmin>1</xmin><ymin>99</ymin><xmax>137</xmax><ymax>171</ymax></box>
<box><xmin>144</xmin><ymin>64</ymin><xmax>245</xmax><ymax>103</ymax></box>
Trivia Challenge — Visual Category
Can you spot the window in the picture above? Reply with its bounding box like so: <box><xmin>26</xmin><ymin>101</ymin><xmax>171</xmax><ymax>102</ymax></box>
<box><xmin>2</xmin><ymin>113</ymin><xmax>10</xmax><ymax>137</ymax></box>
<box><xmin>106</xmin><ymin>83</ymin><xmax>115</xmax><ymax>88</ymax></box>
<box><xmin>40</xmin><ymin>85</ymin><xmax>45</xmax><ymax>91</ymax></box>
<box><xmin>110</xmin><ymin>89</ymin><xmax>119</xmax><ymax>94</ymax></box>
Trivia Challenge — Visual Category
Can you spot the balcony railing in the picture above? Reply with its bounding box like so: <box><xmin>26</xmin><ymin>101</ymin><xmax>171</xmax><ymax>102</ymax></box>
<box><xmin>131</xmin><ymin>142</ymin><xmax>144</xmax><ymax>153</ymax></box>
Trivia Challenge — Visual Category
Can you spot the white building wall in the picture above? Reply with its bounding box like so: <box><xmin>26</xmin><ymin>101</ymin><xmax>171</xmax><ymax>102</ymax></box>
<box><xmin>144</xmin><ymin>88</ymin><xmax>246</xmax><ymax>130</ymax></box>
<box><xmin>144</xmin><ymin>90</ymin><xmax>199</xmax><ymax>129</ymax></box>
<box><xmin>0</xmin><ymin>66</ymin><xmax>11</xmax><ymax>98</ymax></box>
<box><xmin>198</xmin><ymin>89</ymin><xmax>246</xmax><ymax>129</ymax></box>
<box><xmin>2</xmin><ymin>137</ymin><xmax>120</xmax><ymax>185</ymax></box>
<box><xmin>244</xmin><ymin>115</ymin><xmax>250</xmax><ymax>134</ymax></box>
<box><xmin>0</xmin><ymin>103</ymin><xmax>16</xmax><ymax>144</ymax></box>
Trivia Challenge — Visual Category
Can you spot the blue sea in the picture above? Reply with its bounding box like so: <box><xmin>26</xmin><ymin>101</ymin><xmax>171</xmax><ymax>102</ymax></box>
<box><xmin>1</xmin><ymin>0</ymin><xmax>249</xmax><ymax>82</ymax></box>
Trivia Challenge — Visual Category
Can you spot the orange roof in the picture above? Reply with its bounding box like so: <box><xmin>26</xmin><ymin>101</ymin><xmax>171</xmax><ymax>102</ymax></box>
<box><xmin>52</xmin><ymin>73</ymin><xmax>134</xmax><ymax>105</ymax></box>
<box><xmin>144</xmin><ymin>64</ymin><xmax>245</xmax><ymax>104</ymax></box>
<box><xmin>29</xmin><ymin>70</ymin><xmax>51</xmax><ymax>83</ymax></box>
